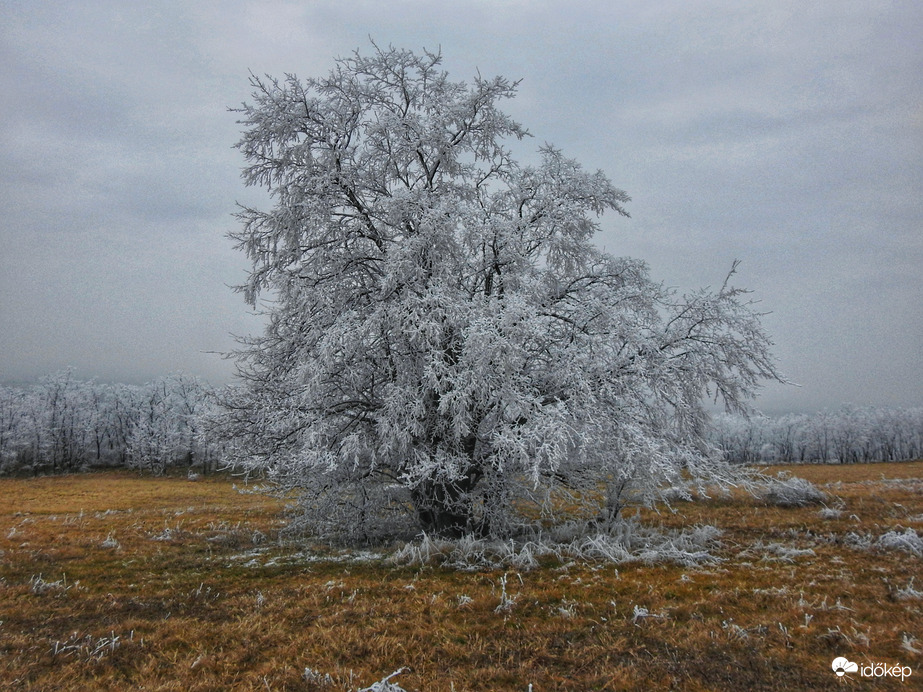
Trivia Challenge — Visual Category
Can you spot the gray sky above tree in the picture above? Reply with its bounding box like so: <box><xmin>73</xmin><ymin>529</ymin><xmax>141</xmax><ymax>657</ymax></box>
<box><xmin>1</xmin><ymin>0</ymin><xmax>920</xmax><ymax>414</ymax></box>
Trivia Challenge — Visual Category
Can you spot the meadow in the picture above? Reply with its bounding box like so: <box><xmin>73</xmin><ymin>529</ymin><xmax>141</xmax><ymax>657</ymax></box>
<box><xmin>1</xmin><ymin>463</ymin><xmax>921</xmax><ymax>690</ymax></box>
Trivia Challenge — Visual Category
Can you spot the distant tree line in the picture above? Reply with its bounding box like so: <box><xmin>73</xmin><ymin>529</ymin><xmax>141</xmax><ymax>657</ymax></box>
<box><xmin>711</xmin><ymin>405</ymin><xmax>923</xmax><ymax>464</ymax></box>
<box><xmin>0</xmin><ymin>371</ymin><xmax>222</xmax><ymax>476</ymax></box>
<box><xmin>2</xmin><ymin>371</ymin><xmax>920</xmax><ymax>476</ymax></box>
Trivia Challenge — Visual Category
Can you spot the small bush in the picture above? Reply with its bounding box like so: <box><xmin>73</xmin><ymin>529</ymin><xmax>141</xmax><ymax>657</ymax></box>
<box><xmin>759</xmin><ymin>473</ymin><xmax>827</xmax><ymax>507</ymax></box>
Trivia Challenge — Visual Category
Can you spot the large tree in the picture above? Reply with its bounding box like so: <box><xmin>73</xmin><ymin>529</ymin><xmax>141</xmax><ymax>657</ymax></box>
<box><xmin>221</xmin><ymin>44</ymin><xmax>782</xmax><ymax>541</ymax></box>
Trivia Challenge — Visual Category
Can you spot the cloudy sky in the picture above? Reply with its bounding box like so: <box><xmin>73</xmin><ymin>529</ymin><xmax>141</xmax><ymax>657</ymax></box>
<box><xmin>1</xmin><ymin>0</ymin><xmax>920</xmax><ymax>413</ymax></box>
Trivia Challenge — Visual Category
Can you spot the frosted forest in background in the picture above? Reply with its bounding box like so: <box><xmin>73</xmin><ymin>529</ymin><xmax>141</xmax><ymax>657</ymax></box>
<box><xmin>711</xmin><ymin>406</ymin><xmax>923</xmax><ymax>465</ymax></box>
<box><xmin>0</xmin><ymin>371</ymin><xmax>221</xmax><ymax>476</ymax></box>
<box><xmin>1</xmin><ymin>371</ymin><xmax>920</xmax><ymax>477</ymax></box>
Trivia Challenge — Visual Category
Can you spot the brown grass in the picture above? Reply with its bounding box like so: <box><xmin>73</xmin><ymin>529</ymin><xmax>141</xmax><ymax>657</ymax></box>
<box><xmin>1</xmin><ymin>463</ymin><xmax>921</xmax><ymax>691</ymax></box>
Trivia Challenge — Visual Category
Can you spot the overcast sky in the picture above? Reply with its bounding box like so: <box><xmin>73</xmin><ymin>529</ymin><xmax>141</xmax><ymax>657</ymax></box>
<box><xmin>1</xmin><ymin>0</ymin><xmax>920</xmax><ymax>413</ymax></box>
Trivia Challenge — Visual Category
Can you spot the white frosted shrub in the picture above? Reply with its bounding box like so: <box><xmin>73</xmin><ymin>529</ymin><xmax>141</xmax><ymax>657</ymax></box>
<box><xmin>759</xmin><ymin>473</ymin><xmax>827</xmax><ymax>507</ymax></box>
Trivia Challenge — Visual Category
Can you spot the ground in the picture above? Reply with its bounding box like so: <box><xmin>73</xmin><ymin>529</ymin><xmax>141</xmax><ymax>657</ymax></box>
<box><xmin>0</xmin><ymin>462</ymin><xmax>921</xmax><ymax>690</ymax></box>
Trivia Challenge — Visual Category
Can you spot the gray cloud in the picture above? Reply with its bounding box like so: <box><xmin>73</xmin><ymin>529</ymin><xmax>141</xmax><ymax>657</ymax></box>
<box><xmin>1</xmin><ymin>0</ymin><xmax>920</xmax><ymax>412</ymax></box>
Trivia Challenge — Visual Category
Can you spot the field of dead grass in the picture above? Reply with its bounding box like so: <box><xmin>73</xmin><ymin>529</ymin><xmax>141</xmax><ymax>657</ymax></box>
<box><xmin>1</xmin><ymin>463</ymin><xmax>921</xmax><ymax>691</ymax></box>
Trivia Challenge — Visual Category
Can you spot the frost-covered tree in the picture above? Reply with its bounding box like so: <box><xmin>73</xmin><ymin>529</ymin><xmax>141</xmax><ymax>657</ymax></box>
<box><xmin>33</xmin><ymin>370</ymin><xmax>92</xmax><ymax>473</ymax></box>
<box><xmin>0</xmin><ymin>385</ymin><xmax>28</xmax><ymax>473</ymax></box>
<box><xmin>219</xmin><ymin>44</ymin><xmax>782</xmax><ymax>540</ymax></box>
<box><xmin>710</xmin><ymin>406</ymin><xmax>923</xmax><ymax>465</ymax></box>
<box><xmin>0</xmin><ymin>373</ymin><xmax>219</xmax><ymax>476</ymax></box>
<box><xmin>127</xmin><ymin>374</ymin><xmax>215</xmax><ymax>475</ymax></box>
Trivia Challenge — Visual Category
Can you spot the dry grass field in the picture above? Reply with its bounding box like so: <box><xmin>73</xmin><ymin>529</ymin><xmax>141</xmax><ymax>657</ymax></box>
<box><xmin>1</xmin><ymin>462</ymin><xmax>921</xmax><ymax>691</ymax></box>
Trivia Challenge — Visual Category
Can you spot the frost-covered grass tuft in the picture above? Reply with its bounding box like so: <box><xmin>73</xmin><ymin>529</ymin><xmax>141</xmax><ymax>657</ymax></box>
<box><xmin>493</xmin><ymin>574</ymin><xmax>519</xmax><ymax>614</ymax></box>
<box><xmin>455</xmin><ymin>594</ymin><xmax>474</xmax><ymax>608</ymax></box>
<box><xmin>894</xmin><ymin>578</ymin><xmax>923</xmax><ymax>600</ymax></box>
<box><xmin>52</xmin><ymin>631</ymin><xmax>126</xmax><ymax>662</ymax></box>
<box><xmin>758</xmin><ymin>472</ymin><xmax>827</xmax><ymax>507</ymax></box>
<box><xmin>635</xmin><ymin>524</ymin><xmax>723</xmax><ymax>567</ymax></box>
<box><xmin>357</xmin><ymin>668</ymin><xmax>409</xmax><ymax>692</ymax></box>
<box><xmin>302</xmin><ymin>667</ymin><xmax>334</xmax><ymax>687</ymax></box>
<box><xmin>754</xmin><ymin>541</ymin><xmax>816</xmax><ymax>563</ymax></box>
<box><xmin>817</xmin><ymin>506</ymin><xmax>843</xmax><ymax>520</ymax></box>
<box><xmin>875</xmin><ymin>527</ymin><xmax>923</xmax><ymax>556</ymax></box>
<box><xmin>388</xmin><ymin>518</ymin><xmax>722</xmax><ymax>570</ymax></box>
<box><xmin>901</xmin><ymin>634</ymin><xmax>923</xmax><ymax>655</ymax></box>
<box><xmin>829</xmin><ymin>527</ymin><xmax>923</xmax><ymax>557</ymax></box>
<box><xmin>30</xmin><ymin>574</ymin><xmax>76</xmax><ymax>595</ymax></box>
<box><xmin>149</xmin><ymin>526</ymin><xmax>175</xmax><ymax>542</ymax></box>
<box><xmin>631</xmin><ymin>604</ymin><xmax>669</xmax><ymax>626</ymax></box>
<box><xmin>100</xmin><ymin>533</ymin><xmax>120</xmax><ymax>549</ymax></box>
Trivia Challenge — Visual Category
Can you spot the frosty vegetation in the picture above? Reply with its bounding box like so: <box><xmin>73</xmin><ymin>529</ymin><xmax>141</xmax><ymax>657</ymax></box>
<box><xmin>712</xmin><ymin>406</ymin><xmax>923</xmax><ymax>464</ymax></box>
<box><xmin>757</xmin><ymin>472</ymin><xmax>828</xmax><ymax>508</ymax></box>
<box><xmin>0</xmin><ymin>371</ymin><xmax>221</xmax><ymax>476</ymax></box>
<box><xmin>213</xmin><ymin>43</ymin><xmax>785</xmax><ymax>543</ymax></box>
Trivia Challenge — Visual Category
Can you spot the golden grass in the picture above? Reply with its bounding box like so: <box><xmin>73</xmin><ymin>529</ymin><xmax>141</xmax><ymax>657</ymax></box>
<box><xmin>1</xmin><ymin>464</ymin><xmax>921</xmax><ymax>691</ymax></box>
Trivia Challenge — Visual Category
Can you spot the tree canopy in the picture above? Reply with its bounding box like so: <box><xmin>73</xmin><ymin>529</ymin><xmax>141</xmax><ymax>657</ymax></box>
<box><xmin>220</xmin><ymin>44</ymin><xmax>783</xmax><ymax>541</ymax></box>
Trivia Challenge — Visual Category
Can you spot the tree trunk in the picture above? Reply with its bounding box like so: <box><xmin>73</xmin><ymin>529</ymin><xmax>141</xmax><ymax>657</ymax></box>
<box><xmin>411</xmin><ymin>458</ymin><xmax>483</xmax><ymax>538</ymax></box>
